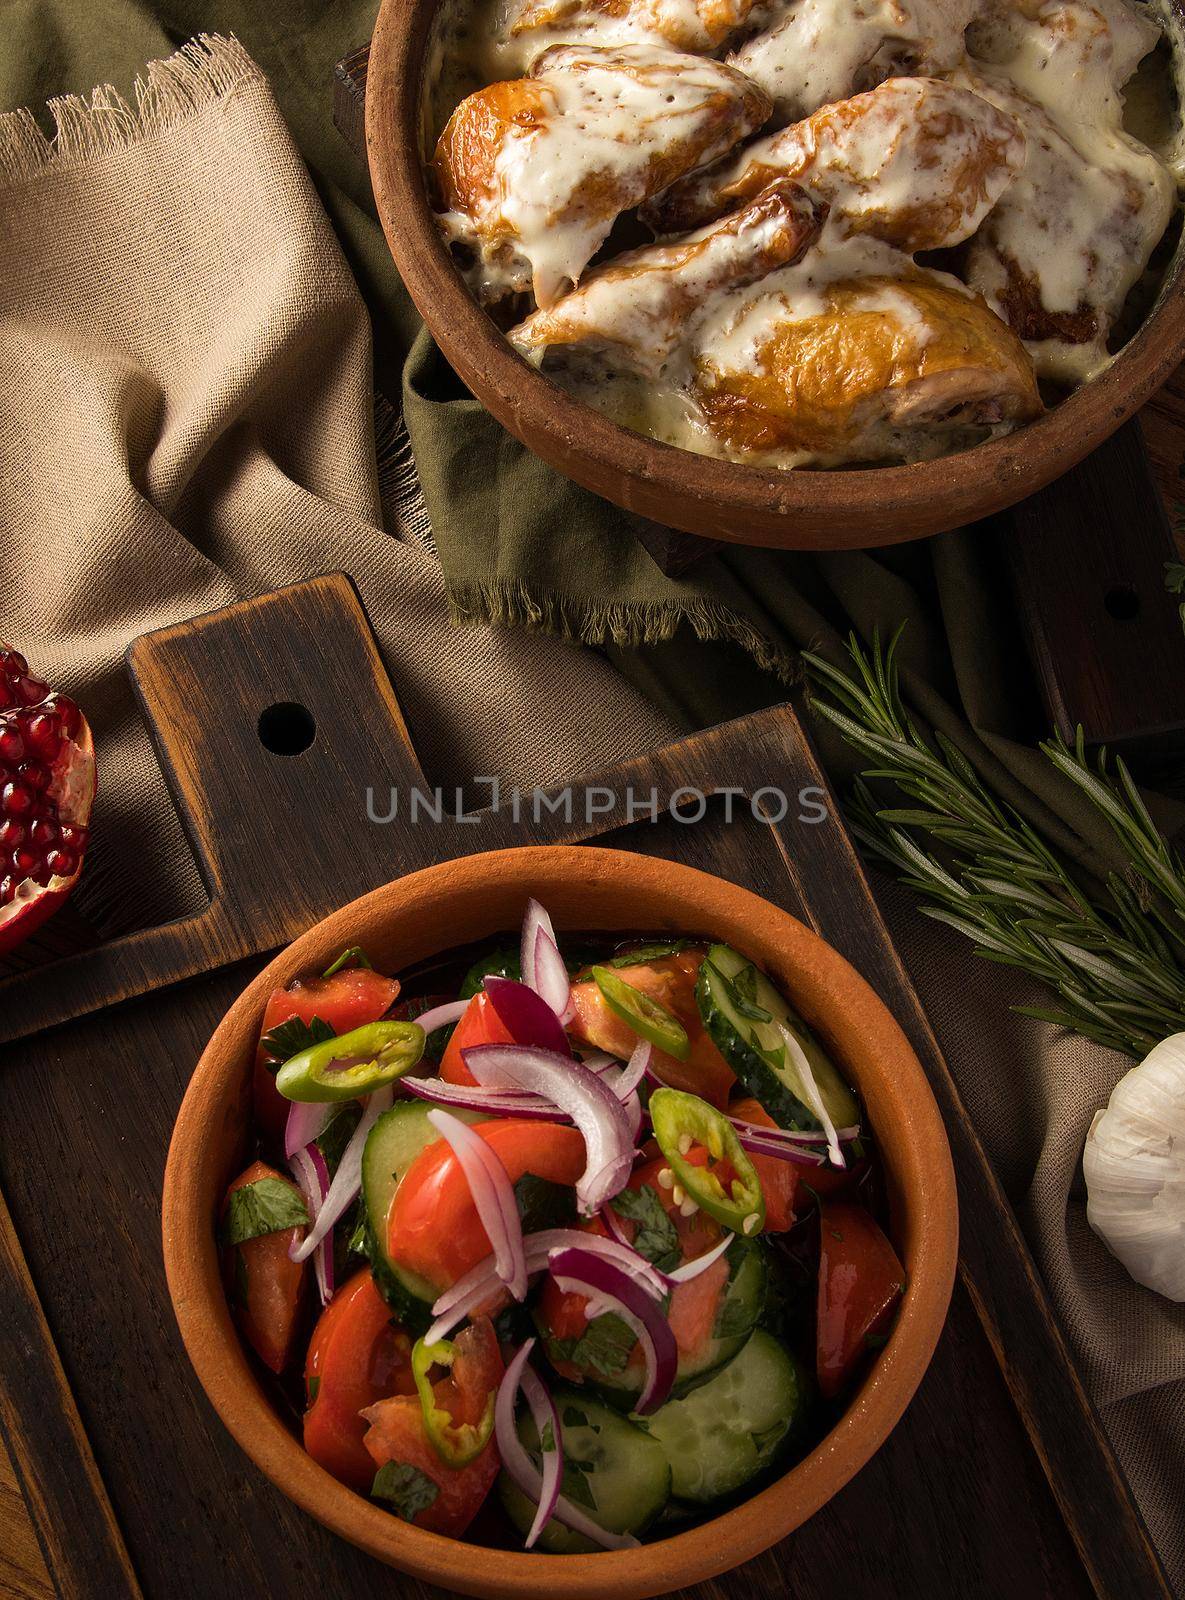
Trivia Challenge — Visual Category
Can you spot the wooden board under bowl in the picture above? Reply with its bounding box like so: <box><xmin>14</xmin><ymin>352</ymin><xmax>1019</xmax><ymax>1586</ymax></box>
<box><xmin>0</xmin><ymin>574</ymin><xmax>1169</xmax><ymax>1600</ymax></box>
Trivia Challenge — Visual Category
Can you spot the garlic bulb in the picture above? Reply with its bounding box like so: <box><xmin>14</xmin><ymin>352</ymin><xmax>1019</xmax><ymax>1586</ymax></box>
<box><xmin>1083</xmin><ymin>1032</ymin><xmax>1185</xmax><ymax>1301</ymax></box>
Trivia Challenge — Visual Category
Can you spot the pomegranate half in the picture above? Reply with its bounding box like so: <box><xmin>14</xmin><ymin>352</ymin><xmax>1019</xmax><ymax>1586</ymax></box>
<box><xmin>0</xmin><ymin>646</ymin><xmax>96</xmax><ymax>956</ymax></box>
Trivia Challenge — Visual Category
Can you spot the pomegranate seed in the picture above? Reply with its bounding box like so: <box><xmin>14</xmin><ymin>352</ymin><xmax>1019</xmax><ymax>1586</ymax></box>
<box><xmin>19</xmin><ymin>762</ymin><xmax>50</xmax><ymax>793</ymax></box>
<box><xmin>46</xmin><ymin>849</ymin><xmax>77</xmax><ymax>879</ymax></box>
<box><xmin>58</xmin><ymin>822</ymin><xmax>86</xmax><ymax>850</ymax></box>
<box><xmin>15</xmin><ymin>676</ymin><xmax>48</xmax><ymax>707</ymax></box>
<box><xmin>0</xmin><ymin>820</ymin><xmax>25</xmax><ymax>849</ymax></box>
<box><xmin>28</xmin><ymin>818</ymin><xmax>57</xmax><ymax>848</ymax></box>
<box><xmin>0</xmin><ymin>648</ymin><xmax>28</xmax><ymax>677</ymax></box>
<box><xmin>11</xmin><ymin>847</ymin><xmax>37</xmax><ymax>876</ymax></box>
<box><xmin>54</xmin><ymin>696</ymin><xmax>82</xmax><ymax>740</ymax></box>
<box><xmin>0</xmin><ymin>727</ymin><xmax>25</xmax><ymax>764</ymax></box>
<box><xmin>0</xmin><ymin>683</ymin><xmax>13</xmax><ymax>711</ymax></box>
<box><xmin>1</xmin><ymin>783</ymin><xmax>33</xmax><ymax>818</ymax></box>
<box><xmin>0</xmin><ymin>875</ymin><xmax>15</xmax><ymax>905</ymax></box>
<box><xmin>25</xmin><ymin>713</ymin><xmax>62</xmax><ymax>761</ymax></box>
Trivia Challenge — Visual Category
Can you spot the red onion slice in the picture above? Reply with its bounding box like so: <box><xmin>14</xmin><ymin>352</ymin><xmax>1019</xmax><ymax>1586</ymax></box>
<box><xmin>427</xmin><ymin>1226</ymin><xmax>667</xmax><ymax>1341</ymax></box>
<box><xmin>519</xmin><ymin>898</ymin><xmax>554</xmax><ymax>990</ymax></box>
<box><xmin>615</xmin><ymin>1040</ymin><xmax>652</xmax><ymax>1100</ymax></box>
<box><xmin>733</xmin><ymin>1125</ymin><xmax>827</xmax><ymax>1166</ymax></box>
<box><xmin>495</xmin><ymin>1339</ymin><xmax>638</xmax><ymax>1551</ymax></box>
<box><xmin>518</xmin><ymin>1362</ymin><xmax>564</xmax><ymax>1548</ymax></box>
<box><xmin>427</xmin><ymin>1109</ymin><xmax>527</xmax><ymax>1300</ymax></box>
<box><xmin>664</xmin><ymin>1231</ymin><xmax>733</xmax><ymax>1284</ymax></box>
<box><xmin>483</xmin><ymin>976</ymin><xmax>573</xmax><ymax>1057</ymax></box>
<box><xmin>412</xmin><ymin>998</ymin><xmax>469</xmax><ymax>1035</ymax></box>
<box><xmin>288</xmin><ymin>1143</ymin><xmax>335</xmax><ymax>1303</ymax></box>
<box><xmin>548</xmin><ymin>1246</ymin><xmax>678</xmax><ymax>1414</ymax></box>
<box><xmin>284</xmin><ymin>1100</ymin><xmax>335</xmax><ymax>1162</ymax></box>
<box><xmin>291</xmin><ymin>1086</ymin><xmax>393</xmax><ymax>1264</ymax></box>
<box><xmin>533</xmin><ymin>928</ymin><xmax>575</xmax><ymax>1026</ymax></box>
<box><xmin>578</xmin><ymin>1049</ymin><xmax>618</xmax><ymax>1073</ymax></box>
<box><xmin>777</xmin><ymin>1023</ymin><xmax>845</xmax><ymax>1167</ymax></box>
<box><xmin>401</xmin><ymin>1075</ymin><xmax>569</xmax><ymax>1121</ymax></box>
<box><xmin>463</xmin><ymin>1044</ymin><xmax>633</xmax><ymax>1214</ymax></box>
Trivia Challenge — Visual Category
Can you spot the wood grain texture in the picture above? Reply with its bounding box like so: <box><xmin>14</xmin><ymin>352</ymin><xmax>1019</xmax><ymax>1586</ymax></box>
<box><xmin>0</xmin><ymin>573</ymin><xmax>432</xmax><ymax>1046</ymax></box>
<box><xmin>0</xmin><ymin>1436</ymin><xmax>53</xmax><ymax>1600</ymax></box>
<box><xmin>0</xmin><ymin>1183</ymin><xmax>142</xmax><ymax>1600</ymax></box>
<box><xmin>1002</xmin><ymin>419</ymin><xmax>1185</xmax><ymax>754</ymax></box>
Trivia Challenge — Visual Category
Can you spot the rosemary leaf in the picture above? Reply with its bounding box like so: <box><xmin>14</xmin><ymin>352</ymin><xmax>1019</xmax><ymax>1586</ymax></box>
<box><xmin>805</xmin><ymin>630</ymin><xmax>1185</xmax><ymax>1061</ymax></box>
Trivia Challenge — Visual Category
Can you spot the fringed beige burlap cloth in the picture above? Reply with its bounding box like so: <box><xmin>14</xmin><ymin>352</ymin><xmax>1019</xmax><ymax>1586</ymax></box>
<box><xmin>0</xmin><ymin>35</ymin><xmax>676</xmax><ymax>938</ymax></box>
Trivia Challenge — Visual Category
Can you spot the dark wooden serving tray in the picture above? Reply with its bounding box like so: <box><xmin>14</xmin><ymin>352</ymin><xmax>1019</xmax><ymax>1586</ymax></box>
<box><xmin>0</xmin><ymin>575</ymin><xmax>1170</xmax><ymax>1600</ymax></box>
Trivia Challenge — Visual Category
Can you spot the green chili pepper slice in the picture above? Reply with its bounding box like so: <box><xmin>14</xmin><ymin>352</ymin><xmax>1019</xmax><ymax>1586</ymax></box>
<box><xmin>649</xmin><ymin>1086</ymin><xmax>765</xmax><ymax>1236</ymax></box>
<box><xmin>275</xmin><ymin>1021</ymin><xmax>425</xmax><ymax>1103</ymax></box>
<box><xmin>590</xmin><ymin>965</ymin><xmax>690</xmax><ymax>1061</ymax></box>
<box><xmin>412</xmin><ymin>1337</ymin><xmax>496</xmax><ymax>1467</ymax></box>
<box><xmin>322</xmin><ymin>945</ymin><xmax>373</xmax><ymax>977</ymax></box>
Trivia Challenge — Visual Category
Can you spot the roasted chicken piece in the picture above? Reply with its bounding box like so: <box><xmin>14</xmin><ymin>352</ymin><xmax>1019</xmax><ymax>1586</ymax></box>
<box><xmin>645</xmin><ymin>77</ymin><xmax>1026</xmax><ymax>248</ymax></box>
<box><xmin>510</xmin><ymin>180</ymin><xmax>827</xmax><ymax>376</ymax></box>
<box><xmin>691</xmin><ymin>276</ymin><xmax>1042</xmax><ymax>462</ymax></box>
<box><xmin>507</xmin><ymin>0</ymin><xmax>766</xmax><ymax>55</ymax></box>
<box><xmin>432</xmin><ymin>42</ymin><xmax>771</xmax><ymax>307</ymax></box>
<box><xmin>968</xmin><ymin>0</ymin><xmax>1162</xmax><ymax>123</ymax></box>
<box><xmin>954</xmin><ymin>54</ymin><xmax>1173</xmax><ymax>380</ymax></box>
<box><xmin>728</xmin><ymin>0</ymin><xmax>977</xmax><ymax>122</ymax></box>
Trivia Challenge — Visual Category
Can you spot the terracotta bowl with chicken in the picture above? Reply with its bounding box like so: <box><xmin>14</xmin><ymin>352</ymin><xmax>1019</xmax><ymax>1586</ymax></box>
<box><xmin>366</xmin><ymin>0</ymin><xmax>1185</xmax><ymax>546</ymax></box>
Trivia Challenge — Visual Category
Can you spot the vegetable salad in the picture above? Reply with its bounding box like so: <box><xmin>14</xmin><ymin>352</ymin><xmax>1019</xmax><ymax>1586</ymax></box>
<box><xmin>219</xmin><ymin>899</ymin><xmax>906</xmax><ymax>1547</ymax></box>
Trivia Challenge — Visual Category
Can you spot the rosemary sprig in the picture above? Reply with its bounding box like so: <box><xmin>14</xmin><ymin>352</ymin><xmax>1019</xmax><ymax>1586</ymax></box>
<box><xmin>804</xmin><ymin>630</ymin><xmax>1185</xmax><ymax>1059</ymax></box>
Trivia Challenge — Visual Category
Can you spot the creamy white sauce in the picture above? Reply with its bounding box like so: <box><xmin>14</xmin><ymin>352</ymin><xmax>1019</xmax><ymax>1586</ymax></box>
<box><xmin>959</xmin><ymin>1</ymin><xmax>1176</xmax><ymax>380</ymax></box>
<box><xmin>730</xmin><ymin>0</ymin><xmax>976</xmax><ymax>119</ymax></box>
<box><xmin>442</xmin><ymin>43</ymin><xmax>766</xmax><ymax>306</ymax></box>
<box><xmin>430</xmin><ymin>0</ymin><xmax>1184</xmax><ymax>466</ymax></box>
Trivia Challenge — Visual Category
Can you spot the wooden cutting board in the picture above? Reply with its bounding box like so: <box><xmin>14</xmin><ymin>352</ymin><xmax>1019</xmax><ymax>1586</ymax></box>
<box><xmin>0</xmin><ymin>575</ymin><xmax>1169</xmax><ymax>1600</ymax></box>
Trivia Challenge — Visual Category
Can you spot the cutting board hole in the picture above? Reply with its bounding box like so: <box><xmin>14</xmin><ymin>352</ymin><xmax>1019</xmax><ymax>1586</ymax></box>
<box><xmin>1104</xmin><ymin>585</ymin><xmax>1141</xmax><ymax>621</ymax></box>
<box><xmin>258</xmin><ymin>702</ymin><xmax>316</xmax><ymax>756</ymax></box>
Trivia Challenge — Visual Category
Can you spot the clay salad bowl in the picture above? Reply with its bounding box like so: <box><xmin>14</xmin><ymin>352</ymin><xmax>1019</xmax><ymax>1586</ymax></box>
<box><xmin>364</xmin><ymin>0</ymin><xmax>1185</xmax><ymax>550</ymax></box>
<box><xmin>163</xmin><ymin>845</ymin><xmax>957</xmax><ymax>1599</ymax></box>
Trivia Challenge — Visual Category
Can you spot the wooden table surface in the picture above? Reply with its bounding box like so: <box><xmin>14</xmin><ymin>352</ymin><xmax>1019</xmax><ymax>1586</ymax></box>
<box><xmin>3</xmin><ymin>405</ymin><xmax>1184</xmax><ymax>1600</ymax></box>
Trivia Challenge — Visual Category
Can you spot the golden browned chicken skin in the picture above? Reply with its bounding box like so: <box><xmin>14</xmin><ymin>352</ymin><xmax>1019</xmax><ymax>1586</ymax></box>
<box><xmin>644</xmin><ymin>77</ymin><xmax>1027</xmax><ymax>251</ymax></box>
<box><xmin>692</xmin><ymin>277</ymin><xmax>1042</xmax><ymax>460</ymax></box>
<box><xmin>433</xmin><ymin>42</ymin><xmax>771</xmax><ymax>306</ymax></box>
<box><xmin>510</xmin><ymin>180</ymin><xmax>828</xmax><ymax>375</ymax></box>
<box><xmin>509</xmin><ymin>0</ymin><xmax>765</xmax><ymax>53</ymax></box>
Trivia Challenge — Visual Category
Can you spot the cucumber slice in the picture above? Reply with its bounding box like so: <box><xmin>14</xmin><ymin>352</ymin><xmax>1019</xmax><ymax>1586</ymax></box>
<box><xmin>639</xmin><ymin>1330</ymin><xmax>811</xmax><ymax>1504</ymax></box>
<box><xmin>697</xmin><ymin>944</ymin><xmax>859</xmax><ymax>1132</ymax></box>
<box><xmin>498</xmin><ymin>1390</ymin><xmax>671</xmax><ymax>1552</ymax></box>
<box><xmin>361</xmin><ymin>1101</ymin><xmax>488</xmax><ymax>1312</ymax></box>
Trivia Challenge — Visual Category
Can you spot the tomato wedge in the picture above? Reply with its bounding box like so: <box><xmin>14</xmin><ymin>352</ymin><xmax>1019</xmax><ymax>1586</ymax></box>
<box><xmin>221</xmin><ymin>1160</ymin><xmax>306</xmax><ymax>1374</ymax></box>
<box><xmin>304</xmin><ymin>1270</ymin><xmax>416</xmax><ymax>1491</ymax></box>
<box><xmin>438</xmin><ymin>990</ymin><xmax>516</xmax><ymax>1087</ymax></box>
<box><xmin>253</xmin><ymin>966</ymin><xmax>401</xmax><ymax>1146</ymax></box>
<box><xmin>362</xmin><ymin>1317</ymin><xmax>503</xmax><ymax>1535</ymax></box>
<box><xmin>569</xmin><ymin>950</ymin><xmax>735</xmax><ymax>1108</ymax></box>
<box><xmin>816</xmin><ymin>1202</ymin><xmax>906</xmax><ymax>1399</ymax></box>
<box><xmin>730</xmin><ymin>1097</ymin><xmax>798</xmax><ymax>1233</ymax></box>
<box><xmin>387</xmin><ymin>1120</ymin><xmax>586</xmax><ymax>1294</ymax></box>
